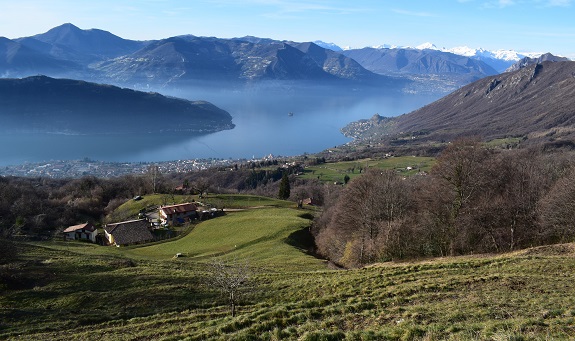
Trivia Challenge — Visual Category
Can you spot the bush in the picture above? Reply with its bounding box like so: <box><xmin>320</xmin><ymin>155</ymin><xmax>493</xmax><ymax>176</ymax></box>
<box><xmin>0</xmin><ymin>239</ymin><xmax>17</xmax><ymax>264</ymax></box>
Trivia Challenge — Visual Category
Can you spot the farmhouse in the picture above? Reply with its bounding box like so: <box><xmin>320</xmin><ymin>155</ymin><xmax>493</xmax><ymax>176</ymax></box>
<box><xmin>104</xmin><ymin>219</ymin><xmax>154</xmax><ymax>247</ymax></box>
<box><xmin>159</xmin><ymin>202</ymin><xmax>198</xmax><ymax>225</ymax></box>
<box><xmin>63</xmin><ymin>222</ymin><xmax>97</xmax><ymax>242</ymax></box>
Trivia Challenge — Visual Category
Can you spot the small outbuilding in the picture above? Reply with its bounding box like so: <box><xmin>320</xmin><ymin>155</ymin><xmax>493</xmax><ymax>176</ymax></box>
<box><xmin>159</xmin><ymin>202</ymin><xmax>198</xmax><ymax>225</ymax></box>
<box><xmin>104</xmin><ymin>219</ymin><xmax>154</xmax><ymax>247</ymax></box>
<box><xmin>63</xmin><ymin>222</ymin><xmax>97</xmax><ymax>243</ymax></box>
<box><xmin>302</xmin><ymin>197</ymin><xmax>318</xmax><ymax>206</ymax></box>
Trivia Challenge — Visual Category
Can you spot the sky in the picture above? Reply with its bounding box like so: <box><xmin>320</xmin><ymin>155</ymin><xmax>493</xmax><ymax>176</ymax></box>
<box><xmin>1</xmin><ymin>0</ymin><xmax>574</xmax><ymax>58</ymax></box>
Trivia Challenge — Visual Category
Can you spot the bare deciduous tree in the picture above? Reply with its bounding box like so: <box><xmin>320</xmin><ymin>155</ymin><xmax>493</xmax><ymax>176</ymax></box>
<box><xmin>431</xmin><ymin>137</ymin><xmax>490</xmax><ymax>255</ymax></box>
<box><xmin>316</xmin><ymin>169</ymin><xmax>413</xmax><ymax>267</ymax></box>
<box><xmin>193</xmin><ymin>177</ymin><xmax>210</xmax><ymax>197</ymax></box>
<box><xmin>147</xmin><ymin>164</ymin><xmax>161</xmax><ymax>194</ymax></box>
<box><xmin>207</xmin><ymin>257</ymin><xmax>251</xmax><ymax>317</ymax></box>
<box><xmin>538</xmin><ymin>166</ymin><xmax>575</xmax><ymax>243</ymax></box>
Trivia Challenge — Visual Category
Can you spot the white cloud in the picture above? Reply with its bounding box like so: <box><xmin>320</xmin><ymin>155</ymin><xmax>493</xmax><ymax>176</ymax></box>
<box><xmin>391</xmin><ymin>8</ymin><xmax>437</xmax><ymax>17</ymax></box>
<box><xmin>496</xmin><ymin>0</ymin><xmax>515</xmax><ymax>7</ymax></box>
<box><xmin>540</xmin><ymin>0</ymin><xmax>572</xmax><ymax>6</ymax></box>
<box><xmin>480</xmin><ymin>0</ymin><xmax>572</xmax><ymax>8</ymax></box>
<box><xmin>210</xmin><ymin>0</ymin><xmax>366</xmax><ymax>15</ymax></box>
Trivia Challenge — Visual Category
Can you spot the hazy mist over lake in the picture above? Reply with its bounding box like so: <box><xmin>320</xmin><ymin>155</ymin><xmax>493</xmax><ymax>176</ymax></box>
<box><xmin>0</xmin><ymin>83</ymin><xmax>440</xmax><ymax>166</ymax></box>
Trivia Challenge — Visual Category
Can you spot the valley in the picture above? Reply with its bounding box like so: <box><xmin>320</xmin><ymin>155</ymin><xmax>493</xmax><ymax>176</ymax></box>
<box><xmin>2</xmin><ymin>18</ymin><xmax>575</xmax><ymax>341</ymax></box>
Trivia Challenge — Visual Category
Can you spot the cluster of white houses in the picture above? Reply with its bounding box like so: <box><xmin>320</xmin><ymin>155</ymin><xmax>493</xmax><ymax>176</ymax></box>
<box><xmin>63</xmin><ymin>202</ymin><xmax>202</xmax><ymax>247</ymax></box>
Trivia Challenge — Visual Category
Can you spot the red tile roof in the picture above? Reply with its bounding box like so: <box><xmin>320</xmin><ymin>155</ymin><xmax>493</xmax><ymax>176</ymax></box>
<box><xmin>160</xmin><ymin>203</ymin><xmax>197</xmax><ymax>215</ymax></box>
<box><xmin>63</xmin><ymin>222</ymin><xmax>96</xmax><ymax>233</ymax></box>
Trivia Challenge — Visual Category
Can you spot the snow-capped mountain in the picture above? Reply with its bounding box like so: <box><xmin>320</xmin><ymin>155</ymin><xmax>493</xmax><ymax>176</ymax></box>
<box><xmin>313</xmin><ymin>40</ymin><xmax>343</xmax><ymax>52</ymax></box>
<box><xmin>445</xmin><ymin>46</ymin><xmax>547</xmax><ymax>71</ymax></box>
<box><xmin>445</xmin><ymin>47</ymin><xmax>528</xmax><ymax>72</ymax></box>
<box><xmin>286</xmin><ymin>39</ymin><xmax>549</xmax><ymax>73</ymax></box>
<box><xmin>359</xmin><ymin>41</ymin><xmax>546</xmax><ymax>72</ymax></box>
<box><xmin>370</xmin><ymin>43</ymin><xmax>401</xmax><ymax>50</ymax></box>
<box><xmin>416</xmin><ymin>42</ymin><xmax>439</xmax><ymax>50</ymax></box>
<box><xmin>506</xmin><ymin>52</ymin><xmax>571</xmax><ymax>72</ymax></box>
<box><xmin>446</xmin><ymin>46</ymin><xmax>522</xmax><ymax>61</ymax></box>
<box><xmin>410</xmin><ymin>42</ymin><xmax>542</xmax><ymax>60</ymax></box>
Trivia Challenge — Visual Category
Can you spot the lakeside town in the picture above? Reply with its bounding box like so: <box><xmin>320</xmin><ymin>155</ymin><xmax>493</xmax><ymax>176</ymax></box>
<box><xmin>0</xmin><ymin>157</ymin><xmax>251</xmax><ymax>178</ymax></box>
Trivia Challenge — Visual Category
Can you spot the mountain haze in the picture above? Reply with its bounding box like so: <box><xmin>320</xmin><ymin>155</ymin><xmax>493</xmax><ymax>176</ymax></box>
<box><xmin>293</xmin><ymin>42</ymin><xmax>381</xmax><ymax>81</ymax></box>
<box><xmin>0</xmin><ymin>23</ymin><xmax>482</xmax><ymax>93</ymax></box>
<box><xmin>1</xmin><ymin>23</ymin><xmax>569</xmax><ymax>94</ymax></box>
<box><xmin>0</xmin><ymin>37</ymin><xmax>79</xmax><ymax>77</ymax></box>
<box><xmin>94</xmin><ymin>36</ymin><xmax>396</xmax><ymax>87</ymax></box>
<box><xmin>342</xmin><ymin>47</ymin><xmax>498</xmax><ymax>83</ymax></box>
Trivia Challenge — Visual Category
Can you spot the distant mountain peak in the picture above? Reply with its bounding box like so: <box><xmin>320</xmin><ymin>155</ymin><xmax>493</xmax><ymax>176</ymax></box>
<box><xmin>416</xmin><ymin>42</ymin><xmax>438</xmax><ymax>50</ymax></box>
<box><xmin>370</xmin><ymin>44</ymin><xmax>400</xmax><ymax>50</ymax></box>
<box><xmin>312</xmin><ymin>40</ymin><xmax>342</xmax><ymax>52</ymax></box>
<box><xmin>53</xmin><ymin>22</ymin><xmax>81</xmax><ymax>30</ymax></box>
<box><xmin>42</xmin><ymin>22</ymin><xmax>83</xmax><ymax>38</ymax></box>
<box><xmin>505</xmin><ymin>52</ymin><xmax>571</xmax><ymax>72</ymax></box>
<box><xmin>17</xmin><ymin>23</ymin><xmax>147</xmax><ymax>64</ymax></box>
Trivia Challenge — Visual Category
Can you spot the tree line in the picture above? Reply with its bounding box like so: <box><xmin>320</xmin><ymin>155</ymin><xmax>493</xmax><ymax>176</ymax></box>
<box><xmin>0</xmin><ymin>162</ymin><xmax>313</xmax><ymax>239</ymax></box>
<box><xmin>4</xmin><ymin>138</ymin><xmax>575</xmax><ymax>269</ymax></box>
<box><xmin>313</xmin><ymin>139</ymin><xmax>575</xmax><ymax>267</ymax></box>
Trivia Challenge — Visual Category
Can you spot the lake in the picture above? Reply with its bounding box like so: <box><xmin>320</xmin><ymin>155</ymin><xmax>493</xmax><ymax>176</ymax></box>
<box><xmin>0</xmin><ymin>84</ymin><xmax>441</xmax><ymax>166</ymax></box>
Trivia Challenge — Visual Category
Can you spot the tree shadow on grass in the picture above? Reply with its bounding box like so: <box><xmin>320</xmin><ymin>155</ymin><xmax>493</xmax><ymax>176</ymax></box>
<box><xmin>285</xmin><ymin>224</ymin><xmax>318</xmax><ymax>257</ymax></box>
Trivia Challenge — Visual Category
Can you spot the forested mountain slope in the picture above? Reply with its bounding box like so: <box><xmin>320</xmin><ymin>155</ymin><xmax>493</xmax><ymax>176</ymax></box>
<box><xmin>0</xmin><ymin>75</ymin><xmax>234</xmax><ymax>134</ymax></box>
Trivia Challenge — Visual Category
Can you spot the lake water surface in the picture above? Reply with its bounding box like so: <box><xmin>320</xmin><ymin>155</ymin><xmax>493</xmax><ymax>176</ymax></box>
<box><xmin>0</xmin><ymin>85</ymin><xmax>441</xmax><ymax>166</ymax></box>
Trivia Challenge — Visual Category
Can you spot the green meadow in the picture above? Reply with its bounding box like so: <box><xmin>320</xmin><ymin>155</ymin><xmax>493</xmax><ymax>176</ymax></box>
<box><xmin>2</xmin><ymin>199</ymin><xmax>575</xmax><ymax>340</ymax></box>
<box><xmin>128</xmin><ymin>207</ymin><xmax>323</xmax><ymax>272</ymax></box>
<box><xmin>301</xmin><ymin>156</ymin><xmax>435</xmax><ymax>183</ymax></box>
<box><xmin>107</xmin><ymin>193</ymin><xmax>298</xmax><ymax>224</ymax></box>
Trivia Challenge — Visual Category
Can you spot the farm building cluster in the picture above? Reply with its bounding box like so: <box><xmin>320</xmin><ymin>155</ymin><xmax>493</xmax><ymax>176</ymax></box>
<box><xmin>63</xmin><ymin>202</ymin><xmax>223</xmax><ymax>247</ymax></box>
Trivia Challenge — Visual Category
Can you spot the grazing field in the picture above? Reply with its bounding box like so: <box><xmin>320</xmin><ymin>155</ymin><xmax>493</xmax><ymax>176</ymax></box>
<box><xmin>2</xmin><ymin>204</ymin><xmax>575</xmax><ymax>340</ymax></box>
<box><xmin>106</xmin><ymin>193</ymin><xmax>196</xmax><ymax>222</ymax></box>
<box><xmin>128</xmin><ymin>207</ymin><xmax>323</xmax><ymax>271</ymax></box>
<box><xmin>201</xmin><ymin>194</ymin><xmax>299</xmax><ymax>210</ymax></box>
<box><xmin>108</xmin><ymin>193</ymin><xmax>296</xmax><ymax>223</ymax></box>
<box><xmin>301</xmin><ymin>156</ymin><xmax>435</xmax><ymax>183</ymax></box>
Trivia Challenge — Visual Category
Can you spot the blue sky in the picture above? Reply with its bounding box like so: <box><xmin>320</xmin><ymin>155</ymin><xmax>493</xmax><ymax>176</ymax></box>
<box><xmin>1</xmin><ymin>0</ymin><xmax>574</xmax><ymax>58</ymax></box>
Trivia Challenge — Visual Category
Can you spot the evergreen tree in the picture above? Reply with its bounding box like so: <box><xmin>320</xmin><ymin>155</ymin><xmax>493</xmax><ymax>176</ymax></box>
<box><xmin>278</xmin><ymin>172</ymin><xmax>291</xmax><ymax>200</ymax></box>
<box><xmin>344</xmin><ymin>174</ymin><xmax>351</xmax><ymax>184</ymax></box>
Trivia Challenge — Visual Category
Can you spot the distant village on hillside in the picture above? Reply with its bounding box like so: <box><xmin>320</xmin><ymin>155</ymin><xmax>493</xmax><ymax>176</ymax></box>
<box><xmin>0</xmin><ymin>156</ymin><xmax>279</xmax><ymax>178</ymax></box>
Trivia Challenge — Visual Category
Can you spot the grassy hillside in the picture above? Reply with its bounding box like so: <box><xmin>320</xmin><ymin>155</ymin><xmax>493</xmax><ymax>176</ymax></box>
<box><xmin>128</xmin><ymin>207</ymin><xmax>323</xmax><ymax>271</ymax></box>
<box><xmin>107</xmin><ymin>193</ymin><xmax>295</xmax><ymax>223</ymax></box>
<box><xmin>2</xmin><ymin>204</ymin><xmax>575</xmax><ymax>340</ymax></box>
<box><xmin>301</xmin><ymin>156</ymin><xmax>435</xmax><ymax>183</ymax></box>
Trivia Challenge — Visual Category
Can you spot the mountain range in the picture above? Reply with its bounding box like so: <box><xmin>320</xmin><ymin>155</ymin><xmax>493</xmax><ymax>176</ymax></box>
<box><xmin>342</xmin><ymin>61</ymin><xmax>575</xmax><ymax>149</ymax></box>
<box><xmin>94</xmin><ymin>36</ymin><xmax>396</xmax><ymax>88</ymax></box>
<box><xmin>0</xmin><ymin>75</ymin><xmax>234</xmax><ymax>134</ymax></box>
<box><xmin>341</xmin><ymin>47</ymin><xmax>499</xmax><ymax>87</ymax></box>
<box><xmin>318</xmin><ymin>41</ymin><xmax>547</xmax><ymax>73</ymax></box>
<box><xmin>1</xmin><ymin>23</ymin><xmax>564</xmax><ymax>93</ymax></box>
<box><xmin>1</xmin><ymin>24</ymin><xmax>398</xmax><ymax>91</ymax></box>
